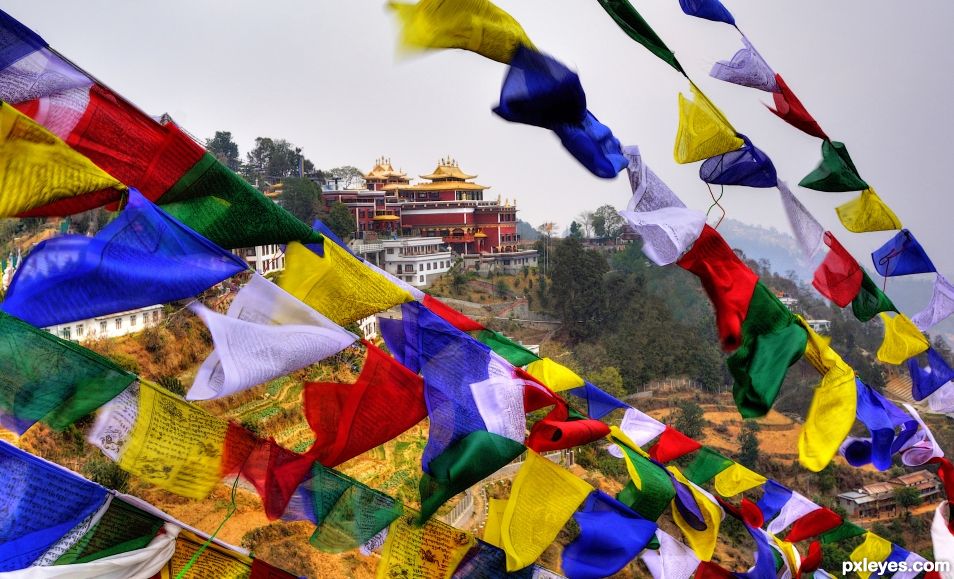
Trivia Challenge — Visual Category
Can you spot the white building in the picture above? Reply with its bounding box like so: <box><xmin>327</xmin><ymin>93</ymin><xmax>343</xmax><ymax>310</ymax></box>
<box><xmin>352</xmin><ymin>237</ymin><xmax>453</xmax><ymax>288</ymax></box>
<box><xmin>232</xmin><ymin>244</ymin><xmax>285</xmax><ymax>276</ymax></box>
<box><xmin>44</xmin><ymin>305</ymin><xmax>165</xmax><ymax>342</ymax></box>
<box><xmin>357</xmin><ymin>315</ymin><xmax>379</xmax><ymax>341</ymax></box>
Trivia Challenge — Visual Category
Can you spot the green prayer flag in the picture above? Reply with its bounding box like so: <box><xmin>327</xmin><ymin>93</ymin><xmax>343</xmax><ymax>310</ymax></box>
<box><xmin>477</xmin><ymin>330</ymin><xmax>541</xmax><ymax>367</ymax></box>
<box><xmin>158</xmin><ymin>153</ymin><xmax>321</xmax><ymax>249</ymax></box>
<box><xmin>418</xmin><ymin>431</ymin><xmax>525</xmax><ymax>523</ymax></box>
<box><xmin>615</xmin><ymin>444</ymin><xmax>676</xmax><ymax>521</ymax></box>
<box><xmin>683</xmin><ymin>447</ymin><xmax>734</xmax><ymax>486</ymax></box>
<box><xmin>799</xmin><ymin>140</ymin><xmax>869</xmax><ymax>192</ymax></box>
<box><xmin>820</xmin><ymin>521</ymin><xmax>867</xmax><ymax>544</ymax></box>
<box><xmin>54</xmin><ymin>500</ymin><xmax>165</xmax><ymax>565</ymax></box>
<box><xmin>851</xmin><ymin>271</ymin><xmax>897</xmax><ymax>322</ymax></box>
<box><xmin>728</xmin><ymin>283</ymin><xmax>808</xmax><ymax>418</ymax></box>
<box><xmin>595</xmin><ymin>0</ymin><xmax>685</xmax><ymax>74</ymax></box>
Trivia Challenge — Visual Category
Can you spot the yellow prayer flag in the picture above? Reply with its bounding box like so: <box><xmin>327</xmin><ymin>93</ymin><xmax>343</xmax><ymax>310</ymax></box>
<box><xmin>667</xmin><ymin>467</ymin><xmax>723</xmax><ymax>562</ymax></box>
<box><xmin>835</xmin><ymin>188</ymin><xmax>901</xmax><ymax>233</ymax></box>
<box><xmin>501</xmin><ymin>451</ymin><xmax>592</xmax><ymax>571</ymax></box>
<box><xmin>0</xmin><ymin>102</ymin><xmax>124</xmax><ymax>217</ymax></box>
<box><xmin>389</xmin><ymin>0</ymin><xmax>534</xmax><ymax>64</ymax></box>
<box><xmin>712</xmin><ymin>462</ymin><xmax>766</xmax><ymax>497</ymax></box>
<box><xmin>524</xmin><ymin>358</ymin><xmax>584</xmax><ymax>392</ymax></box>
<box><xmin>798</xmin><ymin>316</ymin><xmax>840</xmax><ymax>374</ymax></box>
<box><xmin>608</xmin><ymin>426</ymin><xmax>651</xmax><ymax>489</ymax></box>
<box><xmin>483</xmin><ymin>498</ymin><xmax>507</xmax><ymax>548</ymax></box>
<box><xmin>877</xmin><ymin>312</ymin><xmax>929</xmax><ymax>365</ymax></box>
<box><xmin>278</xmin><ymin>240</ymin><xmax>414</xmax><ymax>326</ymax></box>
<box><xmin>673</xmin><ymin>82</ymin><xmax>744</xmax><ymax>164</ymax></box>
<box><xmin>798</xmin><ymin>363</ymin><xmax>856</xmax><ymax>472</ymax></box>
<box><xmin>378</xmin><ymin>513</ymin><xmax>475</xmax><ymax>579</ymax></box>
<box><xmin>849</xmin><ymin>533</ymin><xmax>893</xmax><ymax>579</ymax></box>
<box><xmin>772</xmin><ymin>536</ymin><xmax>801</xmax><ymax>577</ymax></box>
<box><xmin>159</xmin><ymin>530</ymin><xmax>252</xmax><ymax>579</ymax></box>
<box><xmin>117</xmin><ymin>382</ymin><xmax>227</xmax><ymax>500</ymax></box>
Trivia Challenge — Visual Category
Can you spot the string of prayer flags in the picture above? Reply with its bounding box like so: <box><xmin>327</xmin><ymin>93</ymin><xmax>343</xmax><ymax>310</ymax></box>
<box><xmin>673</xmin><ymin>83</ymin><xmax>744</xmax><ymax>164</ymax></box>
<box><xmin>777</xmin><ymin>180</ymin><xmax>826</xmax><ymax>259</ymax></box>
<box><xmin>668</xmin><ymin>467</ymin><xmax>723</xmax><ymax>561</ymax></box>
<box><xmin>812</xmin><ymin>232</ymin><xmax>863</xmax><ymax>307</ymax></box>
<box><xmin>388</xmin><ymin>0</ymin><xmax>533</xmax><ymax>64</ymax></box>
<box><xmin>0</xmin><ymin>102</ymin><xmax>124</xmax><ymax>217</ymax></box>
<box><xmin>561</xmin><ymin>490</ymin><xmax>656</xmax><ymax>579</ymax></box>
<box><xmin>640</xmin><ymin>530</ymin><xmax>700</xmax><ymax>579</ymax></box>
<box><xmin>524</xmin><ymin>357</ymin><xmax>584</xmax><ymax>392</ymax></box>
<box><xmin>3</xmin><ymin>189</ymin><xmax>247</xmax><ymax>327</ymax></box>
<box><xmin>840</xmin><ymin>379</ymin><xmax>917</xmax><ymax>470</ymax></box>
<box><xmin>0</xmin><ymin>311</ymin><xmax>136</xmax><ymax>434</ymax></box>
<box><xmin>877</xmin><ymin>312</ymin><xmax>929</xmax><ymax>365</ymax></box>
<box><xmin>677</xmin><ymin>224</ymin><xmax>759</xmax><ymax>352</ymax></box>
<box><xmin>908</xmin><ymin>348</ymin><xmax>954</xmax><ymax>402</ymax></box>
<box><xmin>835</xmin><ymin>188</ymin><xmax>902</xmax><ymax>233</ymax></box>
<box><xmin>872</xmin><ymin>228</ymin><xmax>937</xmax><ymax>277</ymax></box>
<box><xmin>0</xmin><ymin>442</ymin><xmax>110</xmax><ymax>571</ymax></box>
<box><xmin>710</xmin><ymin>36</ymin><xmax>778</xmax><ymax>93</ymax></box>
<box><xmin>727</xmin><ymin>282</ymin><xmax>807</xmax><ymax>418</ymax></box>
<box><xmin>799</xmin><ymin>140</ymin><xmax>869</xmax><ymax>192</ymax></box>
<box><xmin>849</xmin><ymin>533</ymin><xmax>894</xmax><ymax>579</ymax></box>
<box><xmin>188</xmin><ymin>273</ymin><xmax>356</xmax><ymax>400</ymax></box>
<box><xmin>767</xmin><ymin>75</ymin><xmax>829</xmax><ymax>141</ymax></box>
<box><xmin>677</xmin><ymin>0</ymin><xmax>735</xmax><ymax>26</ymax></box>
<box><xmin>565</xmin><ymin>382</ymin><xmax>628</xmax><ymax>420</ymax></box>
<box><xmin>912</xmin><ymin>274</ymin><xmax>954</xmax><ymax>331</ymax></box>
<box><xmin>699</xmin><ymin>134</ymin><xmax>777</xmax><ymax>188</ymax></box>
<box><xmin>595</xmin><ymin>0</ymin><xmax>685</xmax><ymax>74</ymax></box>
<box><xmin>852</xmin><ymin>271</ymin><xmax>897</xmax><ymax>322</ymax></box>
<box><xmin>279</xmin><ymin>239</ymin><xmax>414</xmax><ymax>326</ymax></box>
<box><xmin>303</xmin><ymin>341</ymin><xmax>427</xmax><ymax>468</ymax></box>
<box><xmin>500</xmin><ymin>451</ymin><xmax>592</xmax><ymax>571</ymax></box>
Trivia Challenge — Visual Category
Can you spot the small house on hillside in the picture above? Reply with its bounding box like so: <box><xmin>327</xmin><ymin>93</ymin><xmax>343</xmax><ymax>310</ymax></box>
<box><xmin>837</xmin><ymin>470</ymin><xmax>942</xmax><ymax>519</ymax></box>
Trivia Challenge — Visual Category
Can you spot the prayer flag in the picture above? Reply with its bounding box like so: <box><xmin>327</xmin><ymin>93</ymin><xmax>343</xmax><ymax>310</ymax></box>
<box><xmin>835</xmin><ymin>188</ymin><xmax>901</xmax><ymax>233</ymax></box>
<box><xmin>483</xmin><ymin>498</ymin><xmax>507</xmax><ymax>548</ymax></box>
<box><xmin>899</xmin><ymin>403</ymin><xmax>945</xmax><ymax>466</ymax></box>
<box><xmin>450</xmin><ymin>540</ymin><xmax>536</xmax><ymax>579</ymax></box>
<box><xmin>812</xmin><ymin>232</ymin><xmax>863</xmax><ymax>307</ymax></box>
<box><xmin>909</xmin><ymin>348</ymin><xmax>954</xmax><ymax>401</ymax></box>
<box><xmin>678</xmin><ymin>0</ymin><xmax>734</xmax><ymax>25</ymax></box>
<box><xmin>188</xmin><ymin>274</ymin><xmax>356</xmax><ymax>400</ymax></box>
<box><xmin>640</xmin><ymin>530</ymin><xmax>699</xmax><ymax>579</ymax></box>
<box><xmin>278</xmin><ymin>239</ymin><xmax>414</xmax><ymax>326</ymax></box>
<box><xmin>840</xmin><ymin>379</ymin><xmax>917</xmax><ymax>471</ymax></box>
<box><xmin>493</xmin><ymin>46</ymin><xmax>586</xmax><ymax>129</ymax></box>
<box><xmin>799</xmin><ymin>140</ymin><xmax>869</xmax><ymax>192</ymax></box>
<box><xmin>500</xmin><ymin>451</ymin><xmax>592</xmax><ymax>571</ymax></box>
<box><xmin>524</xmin><ymin>358</ymin><xmax>584</xmax><ymax>392</ymax></box>
<box><xmin>683</xmin><ymin>447</ymin><xmax>733</xmax><ymax>486</ymax></box>
<box><xmin>710</xmin><ymin>35</ymin><xmax>778</xmax><ymax>92</ymax></box>
<box><xmin>712</xmin><ymin>462</ymin><xmax>766</xmax><ymax>498</ymax></box>
<box><xmin>623</xmin><ymin>145</ymin><xmax>687</xmax><ymax>212</ymax></box>
<box><xmin>565</xmin><ymin>382</ymin><xmax>628</xmax><ymax>419</ymax></box>
<box><xmin>668</xmin><ymin>467</ymin><xmax>723</xmax><ymax>561</ymax></box>
<box><xmin>53</xmin><ymin>498</ymin><xmax>165</xmax><ymax>566</ymax></box>
<box><xmin>673</xmin><ymin>83</ymin><xmax>744</xmax><ymax>164</ymax></box>
<box><xmin>162</xmin><ymin>530</ymin><xmax>253</xmax><ymax>579</ymax></box>
<box><xmin>612</xmin><ymin>434</ymin><xmax>676</xmax><ymax>521</ymax></box>
<box><xmin>378</xmin><ymin>513</ymin><xmax>475</xmax><ymax>579</ymax></box>
<box><xmin>2</xmin><ymin>189</ymin><xmax>248</xmax><ymax>327</ymax></box>
<box><xmin>423</xmin><ymin>294</ymin><xmax>485</xmax><ymax>332</ymax></box>
<box><xmin>0</xmin><ymin>102</ymin><xmax>123</xmax><ymax>217</ymax></box>
<box><xmin>849</xmin><ymin>533</ymin><xmax>893</xmax><ymax>579</ymax></box>
<box><xmin>648</xmin><ymin>426</ymin><xmax>701</xmax><ymax>463</ymax></box>
<box><xmin>0</xmin><ymin>8</ymin><xmax>47</xmax><ymax>69</ymax></box>
<box><xmin>785</xmin><ymin>508</ymin><xmax>842</xmax><ymax>543</ymax></box>
<box><xmin>932</xmin><ymin>502</ymin><xmax>954</xmax><ymax>571</ymax></box>
<box><xmin>699</xmin><ymin>134</ymin><xmax>777</xmax><ymax>188</ymax></box>
<box><xmin>525</xmin><ymin>381</ymin><xmax>610</xmax><ymax>453</ymax></box>
<box><xmin>765</xmin><ymin>487</ymin><xmax>821</xmax><ymax>537</ymax></box>
<box><xmin>677</xmin><ymin>224</ymin><xmax>759</xmax><ymax>352</ymax></box>
<box><xmin>871</xmin><ymin>229</ymin><xmax>936</xmax><ymax>278</ymax></box>
<box><xmin>477</xmin><ymin>329</ymin><xmax>540</xmax><ymax>367</ymax></box>
<box><xmin>595</xmin><ymin>0</ymin><xmax>685</xmax><ymax>74</ymax></box>
<box><xmin>607</xmin><ymin>407</ymin><xmax>666</xmax><ymax>457</ymax></box>
<box><xmin>821</xmin><ymin>521</ymin><xmax>866</xmax><ymax>544</ymax></box>
<box><xmin>388</xmin><ymin>0</ymin><xmax>533</xmax><ymax>64</ymax></box>
<box><xmin>912</xmin><ymin>274</ymin><xmax>954</xmax><ymax>331</ymax></box>
<box><xmin>852</xmin><ymin>270</ymin><xmax>897</xmax><ymax>322</ymax></box>
<box><xmin>877</xmin><ymin>312</ymin><xmax>929</xmax><ymax>365</ymax></box>
<box><xmin>552</xmin><ymin>111</ymin><xmax>627</xmax><ymax>178</ymax></box>
<box><xmin>767</xmin><ymin>75</ymin><xmax>828</xmax><ymax>140</ymax></box>
<box><xmin>777</xmin><ymin>180</ymin><xmax>826</xmax><ymax>259</ymax></box>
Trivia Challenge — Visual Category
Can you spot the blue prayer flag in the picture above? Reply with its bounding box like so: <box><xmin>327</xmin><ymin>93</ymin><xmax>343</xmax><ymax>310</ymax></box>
<box><xmin>756</xmin><ymin>480</ymin><xmax>792</xmax><ymax>523</ymax></box>
<box><xmin>842</xmin><ymin>379</ymin><xmax>918</xmax><ymax>471</ymax></box>
<box><xmin>678</xmin><ymin>0</ymin><xmax>735</xmax><ymax>26</ymax></box>
<box><xmin>566</xmin><ymin>382</ymin><xmax>628</xmax><ymax>420</ymax></box>
<box><xmin>872</xmin><ymin>229</ymin><xmax>936</xmax><ymax>277</ymax></box>
<box><xmin>908</xmin><ymin>347</ymin><xmax>954</xmax><ymax>401</ymax></box>
<box><xmin>700</xmin><ymin>134</ymin><xmax>777</xmax><ymax>188</ymax></box>
<box><xmin>0</xmin><ymin>9</ymin><xmax>47</xmax><ymax>71</ymax></box>
<box><xmin>562</xmin><ymin>490</ymin><xmax>656</xmax><ymax>579</ymax></box>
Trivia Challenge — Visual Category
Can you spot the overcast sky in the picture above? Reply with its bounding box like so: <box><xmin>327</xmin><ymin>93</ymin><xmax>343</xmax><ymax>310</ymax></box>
<box><xmin>4</xmin><ymin>0</ymin><xmax>953</xmax><ymax>276</ymax></box>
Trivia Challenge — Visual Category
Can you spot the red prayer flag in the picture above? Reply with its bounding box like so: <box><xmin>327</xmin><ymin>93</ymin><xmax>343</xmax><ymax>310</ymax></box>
<box><xmin>677</xmin><ymin>225</ymin><xmax>759</xmax><ymax>352</ymax></box>
<box><xmin>250</xmin><ymin>558</ymin><xmax>299</xmax><ymax>578</ymax></box>
<box><xmin>798</xmin><ymin>541</ymin><xmax>823</xmax><ymax>575</ymax></box>
<box><xmin>766</xmin><ymin>74</ymin><xmax>829</xmax><ymax>141</ymax></box>
<box><xmin>648</xmin><ymin>426</ymin><xmax>702</xmax><ymax>463</ymax></box>
<box><xmin>525</xmin><ymin>383</ymin><xmax>610</xmax><ymax>452</ymax></box>
<box><xmin>812</xmin><ymin>232</ymin><xmax>863</xmax><ymax>307</ymax></box>
<box><xmin>785</xmin><ymin>507</ymin><xmax>842</xmax><ymax>542</ymax></box>
<box><xmin>303</xmin><ymin>341</ymin><xmax>427</xmax><ymax>467</ymax></box>
<box><xmin>423</xmin><ymin>294</ymin><xmax>485</xmax><ymax>332</ymax></box>
<box><xmin>695</xmin><ymin>561</ymin><xmax>733</xmax><ymax>578</ymax></box>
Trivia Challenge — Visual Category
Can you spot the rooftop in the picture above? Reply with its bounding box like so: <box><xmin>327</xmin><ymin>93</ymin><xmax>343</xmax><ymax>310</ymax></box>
<box><xmin>420</xmin><ymin>157</ymin><xmax>477</xmax><ymax>181</ymax></box>
<box><xmin>363</xmin><ymin>157</ymin><xmax>408</xmax><ymax>181</ymax></box>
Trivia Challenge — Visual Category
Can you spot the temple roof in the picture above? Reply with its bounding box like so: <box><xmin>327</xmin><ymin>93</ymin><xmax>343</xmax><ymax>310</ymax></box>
<box><xmin>392</xmin><ymin>181</ymin><xmax>489</xmax><ymax>192</ymax></box>
<box><xmin>420</xmin><ymin>157</ymin><xmax>477</xmax><ymax>181</ymax></box>
<box><xmin>362</xmin><ymin>157</ymin><xmax>408</xmax><ymax>181</ymax></box>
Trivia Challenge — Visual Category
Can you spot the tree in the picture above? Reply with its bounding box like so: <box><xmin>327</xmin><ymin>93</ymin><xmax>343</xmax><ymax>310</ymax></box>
<box><xmin>244</xmin><ymin>137</ymin><xmax>315</xmax><ymax>183</ymax></box>
<box><xmin>549</xmin><ymin>237</ymin><xmax>609</xmax><ymax>342</ymax></box>
<box><xmin>673</xmin><ymin>401</ymin><xmax>706</xmax><ymax>439</ymax></box>
<box><xmin>205</xmin><ymin>131</ymin><xmax>241</xmax><ymax>171</ymax></box>
<box><xmin>326</xmin><ymin>201</ymin><xmax>356</xmax><ymax>240</ymax></box>
<box><xmin>568</xmin><ymin>220</ymin><xmax>583</xmax><ymax>239</ymax></box>
<box><xmin>738</xmin><ymin>421</ymin><xmax>761</xmax><ymax>469</ymax></box>
<box><xmin>326</xmin><ymin>166</ymin><xmax>363</xmax><ymax>189</ymax></box>
<box><xmin>576</xmin><ymin>210</ymin><xmax>594</xmax><ymax>239</ymax></box>
<box><xmin>591</xmin><ymin>204</ymin><xmax>625</xmax><ymax>239</ymax></box>
<box><xmin>280</xmin><ymin>177</ymin><xmax>323</xmax><ymax>224</ymax></box>
<box><xmin>894</xmin><ymin>486</ymin><xmax>923</xmax><ymax>509</ymax></box>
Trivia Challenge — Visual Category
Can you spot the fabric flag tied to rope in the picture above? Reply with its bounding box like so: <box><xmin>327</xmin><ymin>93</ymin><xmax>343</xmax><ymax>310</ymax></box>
<box><xmin>899</xmin><ymin>403</ymin><xmax>945</xmax><ymax>467</ymax></box>
<box><xmin>610</xmin><ymin>430</ymin><xmax>676</xmax><ymax>521</ymax></box>
<box><xmin>777</xmin><ymin>180</ymin><xmax>826</xmax><ymax>259</ymax></box>
<box><xmin>648</xmin><ymin>426</ymin><xmax>700</xmax><ymax>463</ymax></box>
<box><xmin>767</xmin><ymin>75</ymin><xmax>829</xmax><ymax>140</ymax></box>
<box><xmin>678</xmin><ymin>0</ymin><xmax>735</xmax><ymax>25</ymax></box>
<box><xmin>595</xmin><ymin>0</ymin><xmax>685</xmax><ymax>74</ymax></box>
<box><xmin>279</xmin><ymin>239</ymin><xmax>414</xmax><ymax>326</ymax></box>
<box><xmin>872</xmin><ymin>229</ymin><xmax>937</xmax><ymax>278</ymax></box>
<box><xmin>561</xmin><ymin>490</ymin><xmax>657</xmax><ymax>579</ymax></box>
<box><xmin>1</xmin><ymin>189</ymin><xmax>248</xmax><ymax>327</ymax></box>
<box><xmin>523</xmin><ymin>357</ymin><xmax>584</xmax><ymax>392</ymax></box>
<box><xmin>0</xmin><ymin>102</ymin><xmax>124</xmax><ymax>217</ymax></box>
<box><xmin>683</xmin><ymin>447</ymin><xmax>734</xmax><ymax>486</ymax></box>
<box><xmin>668</xmin><ymin>467</ymin><xmax>723</xmax><ymax>561</ymax></box>
<box><xmin>187</xmin><ymin>273</ymin><xmax>356</xmax><ymax>400</ymax></box>
<box><xmin>852</xmin><ymin>271</ymin><xmax>897</xmax><ymax>323</ymax></box>
<box><xmin>0</xmin><ymin>442</ymin><xmax>110</xmax><ymax>571</ymax></box>
<box><xmin>50</xmin><ymin>497</ymin><xmax>165</xmax><ymax>568</ymax></box>
<box><xmin>800</xmin><ymin>140</ymin><xmax>869</xmax><ymax>192</ymax></box>
<box><xmin>566</xmin><ymin>382</ymin><xmax>628</xmax><ymax>420</ymax></box>
<box><xmin>674</xmin><ymin>83</ymin><xmax>744</xmax><ymax>164</ymax></box>
<box><xmin>0</xmin><ymin>311</ymin><xmax>136</xmax><ymax>434</ymax></box>
<box><xmin>0</xmin><ymin>8</ymin><xmax>46</xmax><ymax>69</ymax></box>
<box><xmin>710</xmin><ymin>35</ymin><xmax>778</xmax><ymax>93</ymax></box>
<box><xmin>849</xmin><ymin>533</ymin><xmax>894</xmax><ymax>579</ymax></box>
<box><xmin>552</xmin><ymin>111</ymin><xmax>628</xmax><ymax>179</ymax></box>
<box><xmin>303</xmin><ymin>341</ymin><xmax>427</xmax><ymax>468</ymax></box>
<box><xmin>835</xmin><ymin>188</ymin><xmax>902</xmax><ymax>233</ymax></box>
<box><xmin>931</xmin><ymin>501</ymin><xmax>954</xmax><ymax>570</ymax></box>
<box><xmin>477</xmin><ymin>329</ymin><xmax>539</xmax><ymax>367</ymax></box>
<box><xmin>677</xmin><ymin>224</ymin><xmax>759</xmax><ymax>352</ymax></box>
<box><xmin>812</xmin><ymin>232</ymin><xmax>863</xmax><ymax>308</ymax></box>
<box><xmin>388</xmin><ymin>0</ymin><xmax>533</xmax><ymax>64</ymax></box>
<box><xmin>759</xmin><ymin>481</ymin><xmax>822</xmax><ymax>537</ymax></box>
<box><xmin>877</xmin><ymin>312</ymin><xmax>929</xmax><ymax>365</ymax></box>
<box><xmin>840</xmin><ymin>379</ymin><xmax>917</xmax><ymax>471</ymax></box>
<box><xmin>607</xmin><ymin>407</ymin><xmax>666</xmax><ymax>457</ymax></box>
<box><xmin>378</xmin><ymin>513</ymin><xmax>475</xmax><ymax>579</ymax></box>
<box><xmin>524</xmin><ymin>380</ymin><xmax>610</xmax><ymax>453</ymax></box>
<box><xmin>711</xmin><ymin>462</ymin><xmax>766</xmax><ymax>498</ymax></box>
<box><xmin>913</xmin><ymin>274</ymin><xmax>954</xmax><ymax>331</ymax></box>
<box><xmin>500</xmin><ymin>451</ymin><xmax>592</xmax><ymax>571</ymax></box>
<box><xmin>640</xmin><ymin>530</ymin><xmax>700</xmax><ymax>579</ymax></box>
<box><xmin>699</xmin><ymin>133</ymin><xmax>777</xmax><ymax>188</ymax></box>
<box><xmin>908</xmin><ymin>348</ymin><xmax>954</xmax><ymax>401</ymax></box>
<box><xmin>727</xmin><ymin>282</ymin><xmax>808</xmax><ymax>418</ymax></box>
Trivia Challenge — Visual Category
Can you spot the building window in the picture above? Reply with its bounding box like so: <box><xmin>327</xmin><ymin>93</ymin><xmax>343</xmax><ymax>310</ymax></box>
<box><xmin>100</xmin><ymin>321</ymin><xmax>108</xmax><ymax>334</ymax></box>
<box><xmin>116</xmin><ymin>318</ymin><xmax>122</xmax><ymax>330</ymax></box>
<box><xmin>61</xmin><ymin>327</ymin><xmax>71</xmax><ymax>340</ymax></box>
<box><xmin>76</xmin><ymin>324</ymin><xmax>84</xmax><ymax>337</ymax></box>
<box><xmin>387</xmin><ymin>248</ymin><xmax>394</xmax><ymax>254</ymax></box>
<box><xmin>427</xmin><ymin>263</ymin><xmax>432</xmax><ymax>270</ymax></box>
<box><xmin>419</xmin><ymin>275</ymin><xmax>425</xmax><ymax>283</ymax></box>
<box><xmin>130</xmin><ymin>315</ymin><xmax>137</xmax><ymax>326</ymax></box>
<box><xmin>153</xmin><ymin>311</ymin><xmax>160</xmax><ymax>323</ymax></box>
